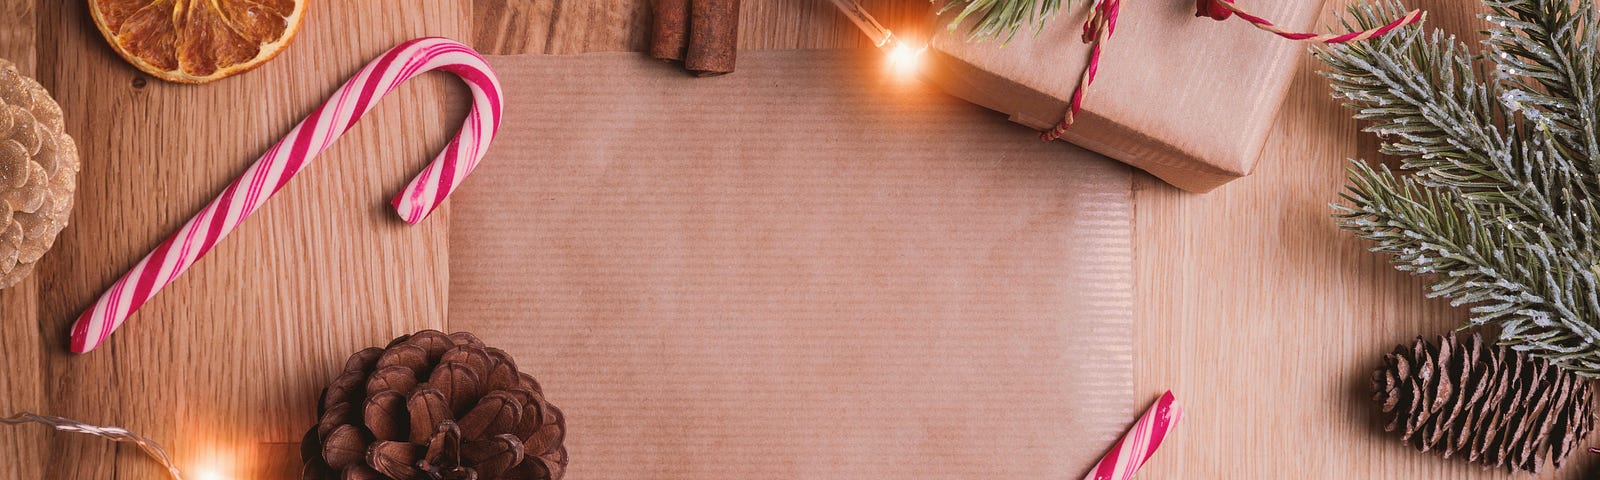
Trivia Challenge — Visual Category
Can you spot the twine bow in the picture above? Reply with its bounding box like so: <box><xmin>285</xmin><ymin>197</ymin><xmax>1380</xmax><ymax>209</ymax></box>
<box><xmin>1040</xmin><ymin>0</ymin><xmax>1426</xmax><ymax>142</ymax></box>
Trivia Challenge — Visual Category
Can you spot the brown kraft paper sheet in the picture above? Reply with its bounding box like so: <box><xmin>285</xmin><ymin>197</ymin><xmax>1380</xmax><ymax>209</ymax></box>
<box><xmin>449</xmin><ymin>50</ymin><xmax>1134</xmax><ymax>479</ymax></box>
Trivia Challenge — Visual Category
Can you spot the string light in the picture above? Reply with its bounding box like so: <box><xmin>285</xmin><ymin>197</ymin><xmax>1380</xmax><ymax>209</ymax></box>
<box><xmin>189</xmin><ymin>442</ymin><xmax>239</xmax><ymax>480</ymax></box>
<box><xmin>193</xmin><ymin>469</ymin><xmax>229</xmax><ymax>480</ymax></box>
<box><xmin>886</xmin><ymin>41</ymin><xmax>926</xmax><ymax>78</ymax></box>
<box><xmin>825</xmin><ymin>0</ymin><xmax>926</xmax><ymax>75</ymax></box>
<box><xmin>824</xmin><ymin>0</ymin><xmax>893</xmax><ymax>47</ymax></box>
<box><xmin>1</xmin><ymin>412</ymin><xmax>185</xmax><ymax>479</ymax></box>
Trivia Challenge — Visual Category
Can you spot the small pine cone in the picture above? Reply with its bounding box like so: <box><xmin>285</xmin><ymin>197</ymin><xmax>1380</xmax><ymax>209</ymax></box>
<box><xmin>1372</xmin><ymin>333</ymin><xmax>1595</xmax><ymax>474</ymax></box>
<box><xmin>303</xmin><ymin>330</ymin><xmax>567</xmax><ymax>480</ymax></box>
<box><xmin>0</xmin><ymin>57</ymin><xmax>78</xmax><ymax>289</ymax></box>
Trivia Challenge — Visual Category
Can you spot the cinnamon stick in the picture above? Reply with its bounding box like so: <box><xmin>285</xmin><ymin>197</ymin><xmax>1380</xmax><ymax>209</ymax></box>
<box><xmin>685</xmin><ymin>0</ymin><xmax>739</xmax><ymax>76</ymax></box>
<box><xmin>651</xmin><ymin>0</ymin><xmax>690</xmax><ymax>61</ymax></box>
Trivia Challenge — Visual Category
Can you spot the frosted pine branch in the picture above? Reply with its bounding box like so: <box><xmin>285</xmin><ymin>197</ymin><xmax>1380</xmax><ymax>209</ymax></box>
<box><xmin>1321</xmin><ymin>1</ymin><xmax>1600</xmax><ymax>375</ymax></box>
<box><xmin>1486</xmin><ymin>0</ymin><xmax>1600</xmax><ymax>175</ymax></box>
<box><xmin>937</xmin><ymin>0</ymin><xmax>1072</xmax><ymax>43</ymax></box>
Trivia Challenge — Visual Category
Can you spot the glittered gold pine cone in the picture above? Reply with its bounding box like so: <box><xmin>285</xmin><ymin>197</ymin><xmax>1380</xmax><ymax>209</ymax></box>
<box><xmin>303</xmin><ymin>331</ymin><xmax>567</xmax><ymax>480</ymax></box>
<box><xmin>1372</xmin><ymin>333</ymin><xmax>1595</xmax><ymax>474</ymax></box>
<box><xmin>0</xmin><ymin>57</ymin><xmax>78</xmax><ymax>289</ymax></box>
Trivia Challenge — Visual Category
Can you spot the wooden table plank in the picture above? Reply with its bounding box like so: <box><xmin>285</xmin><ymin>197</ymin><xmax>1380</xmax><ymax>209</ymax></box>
<box><xmin>0</xmin><ymin>0</ymin><xmax>33</xmax><ymax>72</ymax></box>
<box><xmin>0</xmin><ymin>1</ymin><xmax>46</xmax><ymax>479</ymax></box>
<box><xmin>17</xmin><ymin>2</ymin><xmax>468</xmax><ymax>478</ymax></box>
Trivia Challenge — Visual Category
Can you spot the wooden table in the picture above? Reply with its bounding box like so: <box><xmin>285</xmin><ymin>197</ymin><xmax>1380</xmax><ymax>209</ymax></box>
<box><xmin>0</xmin><ymin>0</ymin><xmax>1585</xmax><ymax>478</ymax></box>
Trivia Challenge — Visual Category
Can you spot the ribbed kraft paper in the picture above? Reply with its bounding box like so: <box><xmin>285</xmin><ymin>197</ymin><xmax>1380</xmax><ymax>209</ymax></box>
<box><xmin>449</xmin><ymin>50</ymin><xmax>1134</xmax><ymax>479</ymax></box>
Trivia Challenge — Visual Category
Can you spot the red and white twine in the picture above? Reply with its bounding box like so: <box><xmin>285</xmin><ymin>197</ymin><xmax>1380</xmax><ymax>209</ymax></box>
<box><xmin>1041</xmin><ymin>0</ymin><xmax>1425</xmax><ymax>141</ymax></box>
<box><xmin>1216</xmin><ymin>1</ymin><xmax>1425</xmax><ymax>43</ymax></box>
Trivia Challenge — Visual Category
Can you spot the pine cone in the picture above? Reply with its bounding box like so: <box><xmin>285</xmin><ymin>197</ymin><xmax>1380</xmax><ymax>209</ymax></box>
<box><xmin>303</xmin><ymin>331</ymin><xmax>567</xmax><ymax>479</ymax></box>
<box><xmin>1372</xmin><ymin>333</ymin><xmax>1595</xmax><ymax>473</ymax></box>
<box><xmin>0</xmin><ymin>57</ymin><xmax>77</xmax><ymax>289</ymax></box>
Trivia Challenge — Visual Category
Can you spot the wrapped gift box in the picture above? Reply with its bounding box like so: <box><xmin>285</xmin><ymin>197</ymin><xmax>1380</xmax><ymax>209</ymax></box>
<box><xmin>922</xmin><ymin>0</ymin><xmax>1326</xmax><ymax>192</ymax></box>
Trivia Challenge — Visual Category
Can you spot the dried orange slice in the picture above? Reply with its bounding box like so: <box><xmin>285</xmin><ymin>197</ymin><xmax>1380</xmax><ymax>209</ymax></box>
<box><xmin>88</xmin><ymin>0</ymin><xmax>308</xmax><ymax>84</ymax></box>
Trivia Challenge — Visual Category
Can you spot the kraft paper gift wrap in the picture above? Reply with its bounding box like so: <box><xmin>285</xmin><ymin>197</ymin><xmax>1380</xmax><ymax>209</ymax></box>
<box><xmin>923</xmin><ymin>0</ymin><xmax>1326</xmax><ymax>192</ymax></box>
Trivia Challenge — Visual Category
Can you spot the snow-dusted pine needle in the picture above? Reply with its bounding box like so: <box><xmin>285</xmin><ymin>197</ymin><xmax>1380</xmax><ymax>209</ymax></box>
<box><xmin>1323</xmin><ymin>0</ymin><xmax>1600</xmax><ymax>375</ymax></box>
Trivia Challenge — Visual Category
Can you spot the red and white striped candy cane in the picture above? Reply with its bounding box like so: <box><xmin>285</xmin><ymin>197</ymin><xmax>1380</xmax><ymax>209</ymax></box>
<box><xmin>69</xmin><ymin>37</ymin><xmax>502</xmax><ymax>353</ymax></box>
<box><xmin>1085</xmin><ymin>390</ymin><xmax>1182</xmax><ymax>480</ymax></box>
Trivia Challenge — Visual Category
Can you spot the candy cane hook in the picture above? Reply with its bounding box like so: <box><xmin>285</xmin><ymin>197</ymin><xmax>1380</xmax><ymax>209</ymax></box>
<box><xmin>70</xmin><ymin>37</ymin><xmax>503</xmax><ymax>353</ymax></box>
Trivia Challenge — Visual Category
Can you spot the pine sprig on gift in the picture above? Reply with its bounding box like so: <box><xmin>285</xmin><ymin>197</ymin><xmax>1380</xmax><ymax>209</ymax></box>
<box><xmin>1320</xmin><ymin>0</ymin><xmax>1600</xmax><ymax>375</ymax></box>
<box><xmin>937</xmin><ymin>0</ymin><xmax>1072</xmax><ymax>42</ymax></box>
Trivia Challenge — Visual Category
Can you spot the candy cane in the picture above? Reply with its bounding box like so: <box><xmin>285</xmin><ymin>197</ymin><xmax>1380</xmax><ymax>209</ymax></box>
<box><xmin>69</xmin><ymin>37</ymin><xmax>502</xmax><ymax>353</ymax></box>
<box><xmin>1084</xmin><ymin>390</ymin><xmax>1182</xmax><ymax>480</ymax></box>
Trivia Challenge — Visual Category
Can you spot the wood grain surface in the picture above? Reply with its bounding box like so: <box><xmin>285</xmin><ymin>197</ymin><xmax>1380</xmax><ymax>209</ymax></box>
<box><xmin>0</xmin><ymin>2</ymin><xmax>44</xmax><ymax>479</ymax></box>
<box><xmin>0</xmin><ymin>0</ymin><xmax>1592</xmax><ymax>478</ymax></box>
<box><xmin>4</xmin><ymin>1</ymin><xmax>470</xmax><ymax>478</ymax></box>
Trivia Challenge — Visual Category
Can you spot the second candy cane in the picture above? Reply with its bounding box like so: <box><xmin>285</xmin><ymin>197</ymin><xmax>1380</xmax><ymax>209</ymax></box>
<box><xmin>69</xmin><ymin>37</ymin><xmax>503</xmax><ymax>353</ymax></box>
<box><xmin>1085</xmin><ymin>391</ymin><xmax>1183</xmax><ymax>480</ymax></box>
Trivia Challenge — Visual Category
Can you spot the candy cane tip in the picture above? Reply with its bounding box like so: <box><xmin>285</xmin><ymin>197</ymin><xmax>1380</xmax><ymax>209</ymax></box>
<box><xmin>1161</xmin><ymin>392</ymin><xmax>1185</xmax><ymax>429</ymax></box>
<box><xmin>68</xmin><ymin>321</ymin><xmax>95</xmax><ymax>354</ymax></box>
<box><xmin>391</xmin><ymin>196</ymin><xmax>425</xmax><ymax>225</ymax></box>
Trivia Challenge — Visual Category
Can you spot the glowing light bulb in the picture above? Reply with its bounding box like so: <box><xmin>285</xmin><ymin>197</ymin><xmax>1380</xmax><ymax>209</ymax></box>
<box><xmin>823</xmin><ymin>0</ymin><xmax>925</xmax><ymax>78</ymax></box>
<box><xmin>885</xmin><ymin>41</ymin><xmax>927</xmax><ymax>78</ymax></box>
<box><xmin>193</xmin><ymin>468</ymin><xmax>229</xmax><ymax>480</ymax></box>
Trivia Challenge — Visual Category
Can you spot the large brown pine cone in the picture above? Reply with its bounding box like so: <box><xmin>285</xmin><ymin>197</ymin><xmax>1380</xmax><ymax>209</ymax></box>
<box><xmin>303</xmin><ymin>331</ymin><xmax>567</xmax><ymax>479</ymax></box>
<box><xmin>1372</xmin><ymin>333</ymin><xmax>1594</xmax><ymax>474</ymax></box>
<box><xmin>0</xmin><ymin>57</ymin><xmax>78</xmax><ymax>289</ymax></box>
